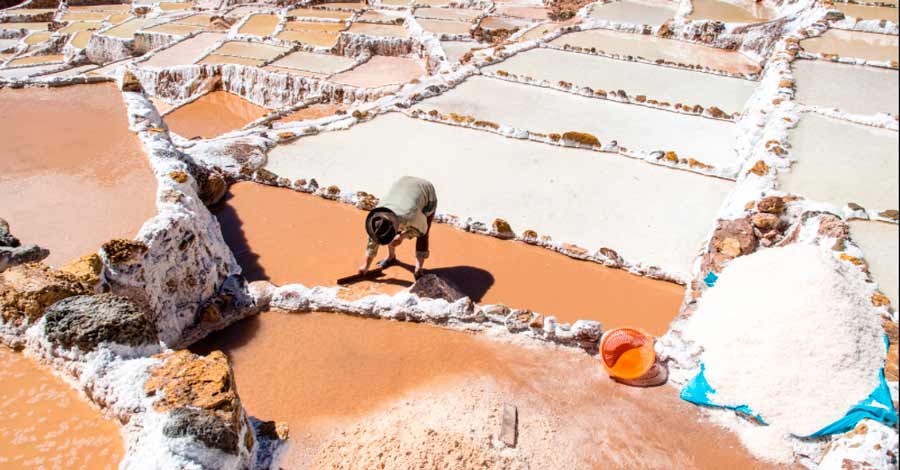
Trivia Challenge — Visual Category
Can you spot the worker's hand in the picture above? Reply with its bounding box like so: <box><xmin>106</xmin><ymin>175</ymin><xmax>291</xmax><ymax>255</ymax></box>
<box><xmin>358</xmin><ymin>265</ymin><xmax>368</xmax><ymax>275</ymax></box>
<box><xmin>389</xmin><ymin>233</ymin><xmax>404</xmax><ymax>247</ymax></box>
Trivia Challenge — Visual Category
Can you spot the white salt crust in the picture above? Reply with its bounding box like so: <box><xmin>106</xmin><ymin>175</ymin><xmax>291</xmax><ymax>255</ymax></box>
<box><xmin>681</xmin><ymin>244</ymin><xmax>886</xmax><ymax>463</ymax></box>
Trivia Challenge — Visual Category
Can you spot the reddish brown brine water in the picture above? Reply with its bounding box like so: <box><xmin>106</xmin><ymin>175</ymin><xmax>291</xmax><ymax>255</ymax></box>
<box><xmin>163</xmin><ymin>91</ymin><xmax>270</xmax><ymax>139</ymax></box>
<box><xmin>0</xmin><ymin>346</ymin><xmax>123</xmax><ymax>469</ymax></box>
<box><xmin>192</xmin><ymin>311</ymin><xmax>789</xmax><ymax>470</ymax></box>
<box><xmin>0</xmin><ymin>84</ymin><xmax>157</xmax><ymax>267</ymax></box>
<box><xmin>214</xmin><ymin>182</ymin><xmax>684</xmax><ymax>335</ymax></box>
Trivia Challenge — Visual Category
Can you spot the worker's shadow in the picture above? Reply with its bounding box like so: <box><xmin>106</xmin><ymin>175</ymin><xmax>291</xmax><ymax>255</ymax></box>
<box><xmin>386</xmin><ymin>260</ymin><xmax>495</xmax><ymax>303</ymax></box>
<box><xmin>211</xmin><ymin>191</ymin><xmax>268</xmax><ymax>281</ymax></box>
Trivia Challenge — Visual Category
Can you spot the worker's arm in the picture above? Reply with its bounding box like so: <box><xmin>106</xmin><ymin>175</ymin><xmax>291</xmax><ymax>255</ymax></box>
<box><xmin>358</xmin><ymin>237</ymin><xmax>379</xmax><ymax>274</ymax></box>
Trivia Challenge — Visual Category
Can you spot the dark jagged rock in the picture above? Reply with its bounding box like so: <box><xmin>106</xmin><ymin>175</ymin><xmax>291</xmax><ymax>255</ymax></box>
<box><xmin>0</xmin><ymin>245</ymin><xmax>50</xmax><ymax>272</ymax></box>
<box><xmin>409</xmin><ymin>274</ymin><xmax>466</xmax><ymax>303</ymax></box>
<box><xmin>0</xmin><ymin>218</ymin><xmax>19</xmax><ymax>247</ymax></box>
<box><xmin>44</xmin><ymin>294</ymin><xmax>158</xmax><ymax>352</ymax></box>
<box><xmin>163</xmin><ymin>407</ymin><xmax>239</xmax><ymax>455</ymax></box>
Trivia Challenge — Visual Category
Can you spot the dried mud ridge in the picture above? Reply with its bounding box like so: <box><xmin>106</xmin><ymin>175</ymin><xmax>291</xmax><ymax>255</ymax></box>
<box><xmin>1</xmin><ymin>0</ymin><xmax>899</xmax><ymax>467</ymax></box>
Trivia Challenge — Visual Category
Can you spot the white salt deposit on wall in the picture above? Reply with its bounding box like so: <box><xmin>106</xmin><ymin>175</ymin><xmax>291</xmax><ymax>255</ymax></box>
<box><xmin>682</xmin><ymin>244</ymin><xmax>886</xmax><ymax>463</ymax></box>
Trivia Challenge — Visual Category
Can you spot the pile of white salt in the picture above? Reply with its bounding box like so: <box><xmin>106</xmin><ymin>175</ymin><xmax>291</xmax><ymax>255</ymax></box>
<box><xmin>682</xmin><ymin>244</ymin><xmax>886</xmax><ymax>463</ymax></box>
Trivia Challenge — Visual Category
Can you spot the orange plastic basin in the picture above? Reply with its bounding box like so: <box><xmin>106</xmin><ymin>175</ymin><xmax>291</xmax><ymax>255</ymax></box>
<box><xmin>600</xmin><ymin>327</ymin><xmax>656</xmax><ymax>380</ymax></box>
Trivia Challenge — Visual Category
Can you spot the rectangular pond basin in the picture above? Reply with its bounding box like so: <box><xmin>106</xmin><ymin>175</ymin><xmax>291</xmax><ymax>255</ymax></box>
<box><xmin>0</xmin><ymin>347</ymin><xmax>124</xmax><ymax>470</ymax></box>
<box><xmin>441</xmin><ymin>40</ymin><xmax>485</xmax><ymax>62</ymax></box>
<box><xmin>779</xmin><ymin>113</ymin><xmax>898</xmax><ymax>211</ymax></box>
<box><xmin>190</xmin><ymin>311</ymin><xmax>783</xmax><ymax>469</ymax></box>
<box><xmin>264</xmin><ymin>112</ymin><xmax>734</xmax><ymax>277</ymax></box>
<box><xmin>0</xmin><ymin>84</ymin><xmax>157</xmax><ymax>267</ymax></box>
<box><xmin>282</xmin><ymin>20</ymin><xmax>346</xmax><ymax>32</ymax></box>
<box><xmin>800</xmin><ymin>29</ymin><xmax>899</xmax><ymax>63</ymax></box>
<box><xmin>849</xmin><ymin>220</ymin><xmax>899</xmax><ymax>307</ymax></box>
<box><xmin>164</xmin><ymin>91</ymin><xmax>270</xmax><ymax>139</ymax></box>
<box><xmin>57</xmin><ymin>21</ymin><xmax>102</xmax><ymax>33</ymax></box>
<box><xmin>69</xmin><ymin>30</ymin><xmax>92</xmax><ymax>49</ymax></box>
<box><xmin>834</xmin><ymin>2</ymin><xmax>899</xmax><ymax>22</ymax></box>
<box><xmin>196</xmin><ymin>54</ymin><xmax>264</xmax><ymax>66</ymax></box>
<box><xmin>5</xmin><ymin>54</ymin><xmax>64</xmax><ymax>66</ymax></box>
<box><xmin>140</xmin><ymin>32</ymin><xmax>226</xmax><ymax>68</ymax></box>
<box><xmin>346</xmin><ymin>22</ymin><xmax>410</xmax><ymax>38</ymax></box>
<box><xmin>688</xmin><ymin>0</ymin><xmax>776</xmax><ymax>23</ymax></box>
<box><xmin>494</xmin><ymin>5</ymin><xmax>550</xmax><ymax>19</ymax></box>
<box><xmin>414</xmin><ymin>6</ymin><xmax>482</xmax><ymax>21</ymax></box>
<box><xmin>418</xmin><ymin>18</ymin><xmax>472</xmax><ymax>35</ymax></box>
<box><xmin>587</xmin><ymin>0</ymin><xmax>677</xmax><ymax>25</ymax></box>
<box><xmin>266</xmin><ymin>50</ymin><xmax>355</xmax><ymax>75</ymax></box>
<box><xmin>550</xmin><ymin>28</ymin><xmax>761</xmax><ymax>75</ymax></box>
<box><xmin>101</xmin><ymin>17</ymin><xmax>150</xmax><ymax>39</ymax></box>
<box><xmin>238</xmin><ymin>13</ymin><xmax>280</xmax><ymax>36</ymax></box>
<box><xmin>276</xmin><ymin>29</ymin><xmax>340</xmax><ymax>46</ymax></box>
<box><xmin>420</xmin><ymin>76</ymin><xmax>742</xmax><ymax>172</ymax></box>
<box><xmin>485</xmin><ymin>47</ymin><xmax>757</xmax><ymax>115</ymax></box>
<box><xmin>793</xmin><ymin>59</ymin><xmax>899</xmax><ymax>115</ymax></box>
<box><xmin>287</xmin><ymin>7</ymin><xmax>354</xmax><ymax>20</ymax></box>
<box><xmin>207</xmin><ymin>40</ymin><xmax>289</xmax><ymax>61</ymax></box>
<box><xmin>0</xmin><ymin>22</ymin><xmax>49</xmax><ymax>32</ymax></box>
<box><xmin>330</xmin><ymin>55</ymin><xmax>424</xmax><ymax>87</ymax></box>
<box><xmin>142</xmin><ymin>22</ymin><xmax>204</xmax><ymax>36</ymax></box>
<box><xmin>214</xmin><ymin>182</ymin><xmax>685</xmax><ymax>333</ymax></box>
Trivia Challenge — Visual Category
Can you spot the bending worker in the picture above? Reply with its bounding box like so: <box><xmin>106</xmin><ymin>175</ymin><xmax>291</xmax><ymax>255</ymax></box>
<box><xmin>359</xmin><ymin>176</ymin><xmax>438</xmax><ymax>279</ymax></box>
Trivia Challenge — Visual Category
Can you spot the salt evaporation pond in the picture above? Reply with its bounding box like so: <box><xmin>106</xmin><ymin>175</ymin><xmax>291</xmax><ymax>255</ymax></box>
<box><xmin>688</xmin><ymin>0</ymin><xmax>776</xmax><ymax>23</ymax></box>
<box><xmin>0</xmin><ymin>84</ymin><xmax>157</xmax><ymax>267</ymax></box>
<box><xmin>849</xmin><ymin>220</ymin><xmax>899</xmax><ymax>307</ymax></box>
<box><xmin>421</xmin><ymin>76</ymin><xmax>741</xmax><ymax>171</ymax></box>
<box><xmin>214</xmin><ymin>182</ymin><xmax>684</xmax><ymax>334</ymax></box>
<box><xmin>139</xmin><ymin>32</ymin><xmax>226</xmax><ymax>68</ymax></box>
<box><xmin>550</xmin><ymin>28</ymin><xmax>761</xmax><ymax>75</ymax></box>
<box><xmin>833</xmin><ymin>2</ymin><xmax>899</xmax><ymax>22</ymax></box>
<box><xmin>164</xmin><ymin>91</ymin><xmax>270</xmax><ymax>139</ymax></box>
<box><xmin>237</xmin><ymin>13</ymin><xmax>279</xmax><ymax>36</ymax></box>
<box><xmin>793</xmin><ymin>60</ymin><xmax>899</xmax><ymax>115</ymax></box>
<box><xmin>587</xmin><ymin>0</ymin><xmax>677</xmax><ymax>25</ymax></box>
<box><xmin>330</xmin><ymin>56</ymin><xmax>424</xmax><ymax>87</ymax></box>
<box><xmin>191</xmin><ymin>311</ymin><xmax>784</xmax><ymax>469</ymax></box>
<box><xmin>801</xmin><ymin>29</ymin><xmax>900</xmax><ymax>62</ymax></box>
<box><xmin>0</xmin><ymin>346</ymin><xmax>123</xmax><ymax>469</ymax></box>
<box><xmin>265</xmin><ymin>112</ymin><xmax>733</xmax><ymax>277</ymax></box>
<box><xmin>779</xmin><ymin>113</ymin><xmax>898</xmax><ymax>211</ymax></box>
<box><xmin>485</xmin><ymin>47</ymin><xmax>757</xmax><ymax>114</ymax></box>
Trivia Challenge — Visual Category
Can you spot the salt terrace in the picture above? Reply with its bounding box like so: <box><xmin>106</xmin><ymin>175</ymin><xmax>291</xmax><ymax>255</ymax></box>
<box><xmin>0</xmin><ymin>0</ymin><xmax>898</xmax><ymax>467</ymax></box>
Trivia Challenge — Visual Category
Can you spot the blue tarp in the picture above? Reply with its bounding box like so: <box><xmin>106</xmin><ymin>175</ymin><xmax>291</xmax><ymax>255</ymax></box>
<box><xmin>681</xmin><ymin>335</ymin><xmax>898</xmax><ymax>437</ymax></box>
<box><xmin>703</xmin><ymin>272</ymin><xmax>718</xmax><ymax>288</ymax></box>
<box><xmin>680</xmin><ymin>363</ymin><xmax>767</xmax><ymax>424</ymax></box>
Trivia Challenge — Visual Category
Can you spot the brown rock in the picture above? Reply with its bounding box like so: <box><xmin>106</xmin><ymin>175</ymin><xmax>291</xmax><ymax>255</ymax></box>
<box><xmin>521</xmin><ymin>229</ymin><xmax>538</xmax><ymax>240</ymax></box>
<box><xmin>598</xmin><ymin>247</ymin><xmax>624</xmax><ymax>266</ymax></box>
<box><xmin>492</xmin><ymin>218</ymin><xmax>514</xmax><ymax>239</ymax></box>
<box><xmin>847</xmin><ymin>202</ymin><xmax>866</xmax><ymax>212</ymax></box>
<box><xmin>839</xmin><ymin>254</ymin><xmax>867</xmax><ymax>270</ymax></box>
<box><xmin>703</xmin><ymin>218</ymin><xmax>758</xmax><ymax>272</ymax></box>
<box><xmin>751</xmin><ymin>213</ymin><xmax>779</xmax><ymax>231</ymax></box>
<box><xmin>817</xmin><ymin>214</ymin><xmax>850</xmax><ymax>239</ymax></box>
<box><xmin>145</xmin><ymin>350</ymin><xmax>241</xmax><ymax>427</ymax></box>
<box><xmin>749</xmin><ymin>160</ymin><xmax>769</xmax><ymax>176</ymax></box>
<box><xmin>872</xmin><ymin>292</ymin><xmax>891</xmax><ymax>308</ymax></box>
<box><xmin>101</xmin><ymin>239</ymin><xmax>148</xmax><ymax>265</ymax></box>
<box><xmin>59</xmin><ymin>254</ymin><xmax>103</xmax><ymax>290</ymax></box>
<box><xmin>409</xmin><ymin>274</ymin><xmax>466</xmax><ymax>303</ymax></box>
<box><xmin>169</xmin><ymin>171</ymin><xmax>189</xmax><ymax>184</ymax></box>
<box><xmin>0</xmin><ymin>263</ymin><xmax>89</xmax><ymax>327</ymax></box>
<box><xmin>883</xmin><ymin>319</ymin><xmax>898</xmax><ymax>381</ymax></box>
<box><xmin>878</xmin><ymin>209</ymin><xmax>899</xmax><ymax>221</ymax></box>
<box><xmin>120</xmin><ymin>70</ymin><xmax>143</xmax><ymax>93</ymax></box>
<box><xmin>757</xmin><ymin>196</ymin><xmax>785</xmax><ymax>214</ymax></box>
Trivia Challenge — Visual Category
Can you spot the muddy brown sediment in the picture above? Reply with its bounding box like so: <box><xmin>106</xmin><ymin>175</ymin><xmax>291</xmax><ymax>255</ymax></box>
<box><xmin>0</xmin><ymin>84</ymin><xmax>157</xmax><ymax>268</ymax></box>
<box><xmin>164</xmin><ymin>91</ymin><xmax>271</xmax><ymax>139</ymax></box>
<box><xmin>192</xmin><ymin>311</ymin><xmax>788</xmax><ymax>469</ymax></box>
<box><xmin>0</xmin><ymin>346</ymin><xmax>123</xmax><ymax>469</ymax></box>
<box><xmin>214</xmin><ymin>182</ymin><xmax>684</xmax><ymax>334</ymax></box>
